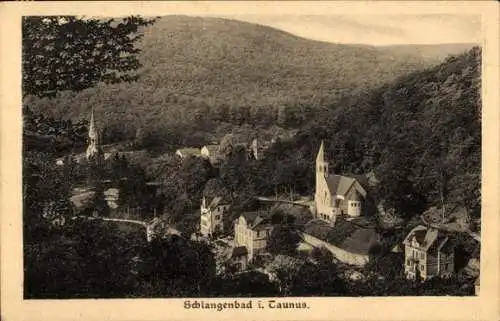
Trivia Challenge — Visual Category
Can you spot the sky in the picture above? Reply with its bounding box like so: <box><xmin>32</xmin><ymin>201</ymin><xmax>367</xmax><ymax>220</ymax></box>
<box><xmin>209</xmin><ymin>14</ymin><xmax>482</xmax><ymax>46</ymax></box>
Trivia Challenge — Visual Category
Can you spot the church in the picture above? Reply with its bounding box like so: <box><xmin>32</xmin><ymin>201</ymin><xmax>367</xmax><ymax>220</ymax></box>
<box><xmin>86</xmin><ymin>108</ymin><xmax>105</xmax><ymax>167</ymax></box>
<box><xmin>314</xmin><ymin>141</ymin><xmax>367</xmax><ymax>225</ymax></box>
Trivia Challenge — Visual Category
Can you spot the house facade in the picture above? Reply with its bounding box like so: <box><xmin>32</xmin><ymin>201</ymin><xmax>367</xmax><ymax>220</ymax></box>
<box><xmin>249</xmin><ymin>138</ymin><xmax>272</xmax><ymax>160</ymax></box>
<box><xmin>403</xmin><ymin>225</ymin><xmax>454</xmax><ymax>280</ymax></box>
<box><xmin>201</xmin><ymin>144</ymin><xmax>224</xmax><ymax>166</ymax></box>
<box><xmin>200</xmin><ymin>196</ymin><xmax>230</xmax><ymax>237</ymax></box>
<box><xmin>314</xmin><ymin>141</ymin><xmax>367</xmax><ymax>225</ymax></box>
<box><xmin>234</xmin><ymin>212</ymin><xmax>273</xmax><ymax>261</ymax></box>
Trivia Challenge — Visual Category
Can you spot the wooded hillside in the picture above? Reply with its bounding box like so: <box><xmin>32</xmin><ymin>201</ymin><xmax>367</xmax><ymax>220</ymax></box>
<box><xmin>24</xmin><ymin>16</ymin><xmax>474</xmax><ymax>151</ymax></box>
<box><xmin>258</xmin><ymin>47</ymin><xmax>481</xmax><ymax>220</ymax></box>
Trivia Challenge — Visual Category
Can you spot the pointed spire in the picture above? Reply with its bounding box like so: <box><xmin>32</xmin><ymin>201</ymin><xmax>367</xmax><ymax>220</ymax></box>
<box><xmin>316</xmin><ymin>140</ymin><xmax>325</xmax><ymax>163</ymax></box>
<box><xmin>88</xmin><ymin>108</ymin><xmax>97</xmax><ymax>140</ymax></box>
<box><xmin>86</xmin><ymin>108</ymin><xmax>101</xmax><ymax>161</ymax></box>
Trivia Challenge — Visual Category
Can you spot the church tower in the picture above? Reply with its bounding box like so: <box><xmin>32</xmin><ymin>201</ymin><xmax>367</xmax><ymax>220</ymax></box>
<box><xmin>316</xmin><ymin>140</ymin><xmax>329</xmax><ymax>181</ymax></box>
<box><xmin>314</xmin><ymin>141</ymin><xmax>330</xmax><ymax>220</ymax></box>
<box><xmin>85</xmin><ymin>108</ymin><xmax>105</xmax><ymax>173</ymax></box>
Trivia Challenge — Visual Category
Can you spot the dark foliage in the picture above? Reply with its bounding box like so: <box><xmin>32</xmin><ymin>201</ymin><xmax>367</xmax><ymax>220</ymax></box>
<box><xmin>25</xmin><ymin>16</ymin><xmax>467</xmax><ymax>153</ymax></box>
<box><xmin>248</xmin><ymin>47</ymin><xmax>481</xmax><ymax>221</ymax></box>
<box><xmin>23</xmin><ymin>16</ymin><xmax>155</xmax><ymax>98</ymax></box>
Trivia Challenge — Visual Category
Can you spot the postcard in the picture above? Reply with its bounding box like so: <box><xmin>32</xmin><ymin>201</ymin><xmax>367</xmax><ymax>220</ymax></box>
<box><xmin>1</xmin><ymin>1</ymin><xmax>499</xmax><ymax>321</ymax></box>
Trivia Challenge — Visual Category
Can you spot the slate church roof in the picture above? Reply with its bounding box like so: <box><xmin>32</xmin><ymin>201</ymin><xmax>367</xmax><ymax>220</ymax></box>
<box><xmin>323</xmin><ymin>175</ymin><xmax>367</xmax><ymax>199</ymax></box>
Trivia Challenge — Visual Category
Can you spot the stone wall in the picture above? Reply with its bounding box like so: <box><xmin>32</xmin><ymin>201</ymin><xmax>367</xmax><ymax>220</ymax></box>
<box><xmin>300</xmin><ymin>232</ymin><xmax>369</xmax><ymax>266</ymax></box>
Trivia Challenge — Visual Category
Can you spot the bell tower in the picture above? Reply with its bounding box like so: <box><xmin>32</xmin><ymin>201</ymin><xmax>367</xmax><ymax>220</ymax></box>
<box><xmin>316</xmin><ymin>140</ymin><xmax>329</xmax><ymax>179</ymax></box>
<box><xmin>86</xmin><ymin>108</ymin><xmax>104</xmax><ymax>163</ymax></box>
<box><xmin>85</xmin><ymin>108</ymin><xmax>105</xmax><ymax>184</ymax></box>
<box><xmin>314</xmin><ymin>141</ymin><xmax>330</xmax><ymax>219</ymax></box>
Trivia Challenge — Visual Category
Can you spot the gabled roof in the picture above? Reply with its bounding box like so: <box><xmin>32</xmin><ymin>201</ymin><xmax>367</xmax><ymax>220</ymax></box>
<box><xmin>325</xmin><ymin>175</ymin><xmax>367</xmax><ymax>198</ymax></box>
<box><xmin>208</xmin><ymin>196</ymin><xmax>230</xmax><ymax>209</ymax></box>
<box><xmin>104</xmin><ymin>188</ymin><xmax>119</xmax><ymax>197</ymax></box>
<box><xmin>403</xmin><ymin>225</ymin><xmax>451</xmax><ymax>253</ymax></box>
<box><xmin>239</xmin><ymin>211</ymin><xmax>271</xmax><ymax>230</ymax></box>
<box><xmin>176</xmin><ymin>148</ymin><xmax>201</xmax><ymax>156</ymax></box>
<box><xmin>203</xmin><ymin>144</ymin><xmax>220</xmax><ymax>154</ymax></box>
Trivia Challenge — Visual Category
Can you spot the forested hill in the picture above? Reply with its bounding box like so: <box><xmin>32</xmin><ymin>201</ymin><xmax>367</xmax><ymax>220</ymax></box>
<box><xmin>24</xmin><ymin>16</ymin><xmax>474</xmax><ymax>150</ymax></box>
<box><xmin>264</xmin><ymin>47</ymin><xmax>481</xmax><ymax>219</ymax></box>
<box><xmin>380</xmin><ymin>43</ymin><xmax>478</xmax><ymax>64</ymax></box>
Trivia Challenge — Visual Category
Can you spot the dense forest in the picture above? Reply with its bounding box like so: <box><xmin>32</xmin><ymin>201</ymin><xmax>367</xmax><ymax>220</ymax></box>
<box><xmin>250</xmin><ymin>46</ymin><xmax>482</xmax><ymax>221</ymax></box>
<box><xmin>23</xmin><ymin>16</ymin><xmax>475</xmax><ymax>151</ymax></box>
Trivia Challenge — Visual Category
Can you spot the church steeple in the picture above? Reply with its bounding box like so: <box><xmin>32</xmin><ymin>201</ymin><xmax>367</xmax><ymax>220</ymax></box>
<box><xmin>316</xmin><ymin>140</ymin><xmax>329</xmax><ymax>178</ymax></box>
<box><xmin>89</xmin><ymin>108</ymin><xmax>97</xmax><ymax>141</ymax></box>
<box><xmin>86</xmin><ymin>108</ymin><xmax>103</xmax><ymax>162</ymax></box>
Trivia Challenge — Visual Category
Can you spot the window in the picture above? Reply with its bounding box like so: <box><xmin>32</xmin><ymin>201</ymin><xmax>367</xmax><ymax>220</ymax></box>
<box><xmin>215</xmin><ymin>215</ymin><xmax>220</xmax><ymax>220</ymax></box>
<box><xmin>420</xmin><ymin>265</ymin><xmax>425</xmax><ymax>271</ymax></box>
<box><xmin>420</xmin><ymin>252</ymin><xmax>424</xmax><ymax>259</ymax></box>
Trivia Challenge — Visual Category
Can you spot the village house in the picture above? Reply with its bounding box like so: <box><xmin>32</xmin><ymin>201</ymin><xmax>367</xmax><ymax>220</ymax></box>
<box><xmin>200</xmin><ymin>196</ymin><xmax>230</xmax><ymax>237</ymax></box>
<box><xmin>175</xmin><ymin>147</ymin><xmax>201</xmax><ymax>159</ymax></box>
<box><xmin>403</xmin><ymin>225</ymin><xmax>455</xmax><ymax>280</ymax></box>
<box><xmin>249</xmin><ymin>138</ymin><xmax>273</xmax><ymax>161</ymax></box>
<box><xmin>314</xmin><ymin>141</ymin><xmax>367</xmax><ymax>225</ymax></box>
<box><xmin>234</xmin><ymin>211</ymin><xmax>273</xmax><ymax>261</ymax></box>
<box><xmin>104</xmin><ymin>188</ymin><xmax>120</xmax><ymax>209</ymax></box>
<box><xmin>200</xmin><ymin>144</ymin><xmax>223</xmax><ymax>166</ymax></box>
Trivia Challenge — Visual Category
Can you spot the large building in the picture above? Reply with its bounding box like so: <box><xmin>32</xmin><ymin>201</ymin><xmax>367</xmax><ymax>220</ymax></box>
<box><xmin>314</xmin><ymin>141</ymin><xmax>367</xmax><ymax>225</ymax></box>
<box><xmin>200</xmin><ymin>196</ymin><xmax>230</xmax><ymax>237</ymax></box>
<box><xmin>234</xmin><ymin>212</ymin><xmax>273</xmax><ymax>261</ymax></box>
<box><xmin>403</xmin><ymin>225</ymin><xmax>455</xmax><ymax>280</ymax></box>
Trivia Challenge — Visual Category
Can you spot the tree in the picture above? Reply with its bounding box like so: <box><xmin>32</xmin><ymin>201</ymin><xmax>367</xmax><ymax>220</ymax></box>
<box><xmin>214</xmin><ymin>271</ymin><xmax>279</xmax><ymax>297</ymax></box>
<box><xmin>220</xmin><ymin>145</ymin><xmax>250</xmax><ymax>197</ymax></box>
<box><xmin>219</xmin><ymin>133</ymin><xmax>236</xmax><ymax>157</ymax></box>
<box><xmin>139</xmin><ymin>237</ymin><xmax>216</xmax><ymax>297</ymax></box>
<box><xmin>311</xmin><ymin>246</ymin><xmax>334</xmax><ymax>265</ymax></box>
<box><xmin>22</xmin><ymin>16</ymin><xmax>156</xmax><ymax>98</ymax></box>
<box><xmin>23</xmin><ymin>15</ymin><xmax>160</xmax><ymax>299</ymax></box>
<box><xmin>289</xmin><ymin>261</ymin><xmax>347</xmax><ymax>296</ymax></box>
<box><xmin>202</xmin><ymin>178</ymin><xmax>231</xmax><ymax>201</ymax></box>
<box><xmin>266</xmin><ymin>223</ymin><xmax>301</xmax><ymax>257</ymax></box>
